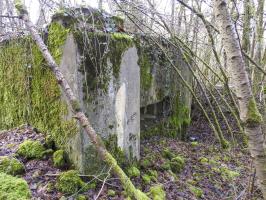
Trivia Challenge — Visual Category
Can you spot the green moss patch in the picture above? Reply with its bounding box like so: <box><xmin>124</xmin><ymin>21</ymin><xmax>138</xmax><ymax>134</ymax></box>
<box><xmin>74</xmin><ymin>31</ymin><xmax>133</xmax><ymax>95</ymax></box>
<box><xmin>107</xmin><ymin>189</ymin><xmax>116</xmax><ymax>197</ymax></box>
<box><xmin>56</xmin><ymin>170</ymin><xmax>85</xmax><ymax>194</ymax></box>
<box><xmin>104</xmin><ymin>134</ymin><xmax>127</xmax><ymax>167</ymax></box>
<box><xmin>53</xmin><ymin>150</ymin><xmax>68</xmax><ymax>168</ymax></box>
<box><xmin>0</xmin><ymin>156</ymin><xmax>25</xmax><ymax>175</ymax></box>
<box><xmin>162</xmin><ymin>149</ymin><xmax>175</xmax><ymax>160</ymax></box>
<box><xmin>170</xmin><ymin>156</ymin><xmax>185</xmax><ymax>173</ymax></box>
<box><xmin>148</xmin><ymin>185</ymin><xmax>166</xmax><ymax>200</ymax></box>
<box><xmin>0</xmin><ymin>24</ymin><xmax>79</xmax><ymax>153</ymax></box>
<box><xmin>188</xmin><ymin>185</ymin><xmax>203</xmax><ymax>198</ymax></box>
<box><xmin>127</xmin><ymin>166</ymin><xmax>140</xmax><ymax>178</ymax></box>
<box><xmin>0</xmin><ymin>172</ymin><xmax>31</xmax><ymax>200</ymax></box>
<box><xmin>220</xmin><ymin>167</ymin><xmax>240</xmax><ymax>181</ymax></box>
<box><xmin>246</xmin><ymin>97</ymin><xmax>262</xmax><ymax>126</ymax></box>
<box><xmin>17</xmin><ymin>140</ymin><xmax>46</xmax><ymax>159</ymax></box>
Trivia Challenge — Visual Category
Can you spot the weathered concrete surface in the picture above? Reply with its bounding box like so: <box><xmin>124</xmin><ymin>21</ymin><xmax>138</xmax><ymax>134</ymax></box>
<box><xmin>59</xmin><ymin>31</ymin><xmax>140</xmax><ymax>172</ymax></box>
<box><xmin>59</xmin><ymin>33</ymin><xmax>83</xmax><ymax>171</ymax></box>
<box><xmin>0</xmin><ymin>7</ymin><xmax>192</xmax><ymax>173</ymax></box>
<box><xmin>80</xmin><ymin>47</ymin><xmax>140</xmax><ymax>172</ymax></box>
<box><xmin>58</xmin><ymin>31</ymin><xmax>192</xmax><ymax>172</ymax></box>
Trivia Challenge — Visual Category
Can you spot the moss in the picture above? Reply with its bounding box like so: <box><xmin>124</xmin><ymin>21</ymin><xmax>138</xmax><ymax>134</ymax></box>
<box><xmin>87</xmin><ymin>182</ymin><xmax>97</xmax><ymax>190</ymax></box>
<box><xmin>104</xmin><ymin>134</ymin><xmax>127</xmax><ymax>167</ymax></box>
<box><xmin>141</xmin><ymin>105</ymin><xmax>190</xmax><ymax>139</ymax></box>
<box><xmin>142</xmin><ymin>170</ymin><xmax>158</xmax><ymax>184</ymax></box>
<box><xmin>46</xmin><ymin>182</ymin><xmax>54</xmax><ymax>192</ymax></box>
<box><xmin>134</xmin><ymin>38</ymin><xmax>153</xmax><ymax>90</ymax></box>
<box><xmin>104</xmin><ymin>152</ymin><xmax>149</xmax><ymax>199</ymax></box>
<box><xmin>187</xmin><ymin>179</ymin><xmax>197</xmax><ymax>185</ymax></box>
<box><xmin>221</xmin><ymin>140</ymin><xmax>230</xmax><ymax>149</ymax></box>
<box><xmin>191</xmin><ymin>141</ymin><xmax>198</xmax><ymax>147</ymax></box>
<box><xmin>0</xmin><ymin>172</ymin><xmax>31</xmax><ymax>200</ymax></box>
<box><xmin>0</xmin><ymin>156</ymin><xmax>25</xmax><ymax>175</ymax></box>
<box><xmin>56</xmin><ymin>170</ymin><xmax>85</xmax><ymax>194</ymax></box>
<box><xmin>53</xmin><ymin>150</ymin><xmax>68</xmax><ymax>168</ymax></box>
<box><xmin>142</xmin><ymin>174</ymin><xmax>152</xmax><ymax>184</ymax></box>
<box><xmin>188</xmin><ymin>185</ymin><xmax>203</xmax><ymax>198</ymax></box>
<box><xmin>47</xmin><ymin>22</ymin><xmax>70</xmax><ymax>64</ymax></box>
<box><xmin>148</xmin><ymin>185</ymin><xmax>166</xmax><ymax>200</ymax></box>
<box><xmin>45</xmin><ymin>134</ymin><xmax>55</xmax><ymax>149</ymax></box>
<box><xmin>208</xmin><ymin>159</ymin><xmax>218</xmax><ymax>166</ymax></box>
<box><xmin>0</xmin><ymin>24</ymin><xmax>79</xmax><ymax>161</ymax></box>
<box><xmin>162</xmin><ymin>149</ymin><xmax>175</xmax><ymax>160</ymax></box>
<box><xmin>71</xmin><ymin>100</ymin><xmax>81</xmax><ymax>112</ymax></box>
<box><xmin>110</xmin><ymin>33</ymin><xmax>133</xmax><ymax>78</ymax></box>
<box><xmin>17</xmin><ymin>140</ymin><xmax>46</xmax><ymax>159</ymax></box>
<box><xmin>168</xmin><ymin>95</ymin><xmax>191</xmax><ymax>139</ymax></box>
<box><xmin>220</xmin><ymin>167</ymin><xmax>240</xmax><ymax>180</ymax></box>
<box><xmin>127</xmin><ymin>166</ymin><xmax>140</xmax><ymax>178</ymax></box>
<box><xmin>111</xmin><ymin>16</ymin><xmax>124</xmax><ymax>28</ymax></box>
<box><xmin>74</xmin><ymin>31</ymin><xmax>133</xmax><ymax>95</ymax></box>
<box><xmin>199</xmin><ymin>157</ymin><xmax>208</xmax><ymax>164</ymax></box>
<box><xmin>33</xmin><ymin>22</ymin><xmax>79</xmax><ymax>148</ymax></box>
<box><xmin>107</xmin><ymin>189</ymin><xmax>116</xmax><ymax>197</ymax></box>
<box><xmin>246</xmin><ymin>97</ymin><xmax>262</xmax><ymax>126</ymax></box>
<box><xmin>170</xmin><ymin>156</ymin><xmax>185</xmax><ymax>173</ymax></box>
<box><xmin>161</xmin><ymin>161</ymin><xmax>171</xmax><ymax>171</ymax></box>
<box><xmin>76</xmin><ymin>194</ymin><xmax>87</xmax><ymax>200</ymax></box>
<box><xmin>0</xmin><ymin>40</ymin><xmax>30</xmax><ymax>129</ymax></box>
<box><xmin>147</xmin><ymin>170</ymin><xmax>158</xmax><ymax>180</ymax></box>
<box><xmin>223</xmin><ymin>155</ymin><xmax>231</xmax><ymax>162</ymax></box>
<box><xmin>140</xmin><ymin>158</ymin><xmax>152</xmax><ymax>169</ymax></box>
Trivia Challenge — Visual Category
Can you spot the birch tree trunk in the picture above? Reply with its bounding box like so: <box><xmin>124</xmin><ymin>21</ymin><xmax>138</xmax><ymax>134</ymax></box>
<box><xmin>242</xmin><ymin>0</ymin><xmax>251</xmax><ymax>69</ymax></box>
<box><xmin>254</xmin><ymin>0</ymin><xmax>265</xmax><ymax>64</ymax></box>
<box><xmin>214</xmin><ymin>0</ymin><xmax>266</xmax><ymax>198</ymax></box>
<box><xmin>170</xmin><ymin>0</ymin><xmax>175</xmax><ymax>34</ymax></box>
<box><xmin>15</xmin><ymin>1</ymin><xmax>149</xmax><ymax>200</ymax></box>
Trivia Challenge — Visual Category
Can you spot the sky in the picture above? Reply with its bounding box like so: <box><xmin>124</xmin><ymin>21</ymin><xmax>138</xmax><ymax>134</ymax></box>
<box><xmin>24</xmin><ymin>0</ymin><xmax>174</xmax><ymax>24</ymax></box>
<box><xmin>25</xmin><ymin>0</ymin><xmax>99</xmax><ymax>23</ymax></box>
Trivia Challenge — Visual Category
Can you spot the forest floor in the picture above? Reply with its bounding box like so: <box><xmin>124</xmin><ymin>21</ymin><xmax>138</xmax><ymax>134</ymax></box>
<box><xmin>0</xmin><ymin>116</ymin><xmax>262</xmax><ymax>200</ymax></box>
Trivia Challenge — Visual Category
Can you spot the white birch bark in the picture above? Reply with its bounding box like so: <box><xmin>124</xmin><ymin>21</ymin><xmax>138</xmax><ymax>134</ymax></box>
<box><xmin>214</xmin><ymin>0</ymin><xmax>266</xmax><ymax>198</ymax></box>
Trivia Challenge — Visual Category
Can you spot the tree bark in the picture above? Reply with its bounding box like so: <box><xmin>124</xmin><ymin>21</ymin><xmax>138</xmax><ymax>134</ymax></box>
<box><xmin>242</xmin><ymin>0</ymin><xmax>251</xmax><ymax>69</ymax></box>
<box><xmin>15</xmin><ymin>1</ymin><xmax>149</xmax><ymax>199</ymax></box>
<box><xmin>214</xmin><ymin>0</ymin><xmax>266</xmax><ymax>198</ymax></box>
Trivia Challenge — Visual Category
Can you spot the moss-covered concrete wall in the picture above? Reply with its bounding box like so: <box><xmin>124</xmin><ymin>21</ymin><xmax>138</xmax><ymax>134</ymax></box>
<box><xmin>0</xmin><ymin>8</ymin><xmax>192</xmax><ymax>173</ymax></box>
<box><xmin>137</xmin><ymin>37</ymin><xmax>192</xmax><ymax>139</ymax></box>
<box><xmin>0</xmin><ymin>24</ymin><xmax>81</xmax><ymax>169</ymax></box>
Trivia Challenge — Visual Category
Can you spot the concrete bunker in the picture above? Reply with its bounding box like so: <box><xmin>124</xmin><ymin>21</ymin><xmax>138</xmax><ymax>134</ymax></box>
<box><xmin>0</xmin><ymin>7</ymin><xmax>192</xmax><ymax>173</ymax></box>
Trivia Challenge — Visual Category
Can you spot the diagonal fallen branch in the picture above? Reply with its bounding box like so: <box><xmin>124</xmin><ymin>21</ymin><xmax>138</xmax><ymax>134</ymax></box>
<box><xmin>14</xmin><ymin>1</ymin><xmax>149</xmax><ymax>199</ymax></box>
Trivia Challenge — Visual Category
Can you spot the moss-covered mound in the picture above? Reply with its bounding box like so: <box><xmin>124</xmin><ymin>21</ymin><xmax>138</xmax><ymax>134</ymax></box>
<box><xmin>148</xmin><ymin>185</ymin><xmax>166</xmax><ymax>200</ymax></box>
<box><xmin>0</xmin><ymin>172</ymin><xmax>31</xmax><ymax>200</ymax></box>
<box><xmin>17</xmin><ymin>140</ymin><xmax>45</xmax><ymax>159</ymax></box>
<box><xmin>56</xmin><ymin>170</ymin><xmax>85</xmax><ymax>194</ymax></box>
<box><xmin>170</xmin><ymin>156</ymin><xmax>185</xmax><ymax>173</ymax></box>
<box><xmin>53</xmin><ymin>150</ymin><xmax>68</xmax><ymax>168</ymax></box>
<box><xmin>0</xmin><ymin>156</ymin><xmax>25</xmax><ymax>175</ymax></box>
<box><xmin>127</xmin><ymin>166</ymin><xmax>140</xmax><ymax>178</ymax></box>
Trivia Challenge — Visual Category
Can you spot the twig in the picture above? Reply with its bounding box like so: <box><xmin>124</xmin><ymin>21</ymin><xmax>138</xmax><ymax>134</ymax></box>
<box><xmin>242</xmin><ymin>51</ymin><xmax>266</xmax><ymax>76</ymax></box>
<box><xmin>94</xmin><ymin>167</ymin><xmax>112</xmax><ymax>200</ymax></box>
<box><xmin>0</xmin><ymin>15</ymin><xmax>20</xmax><ymax>18</ymax></box>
